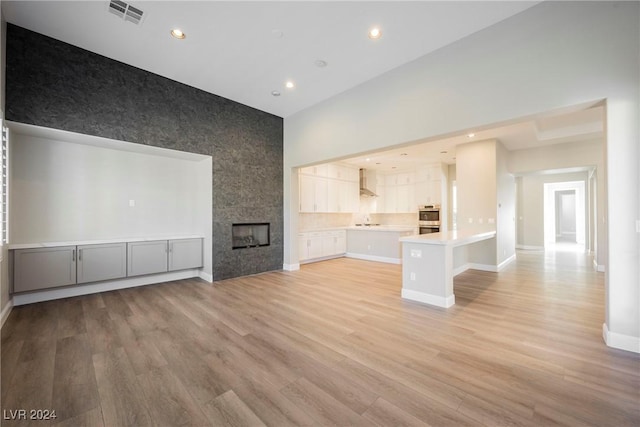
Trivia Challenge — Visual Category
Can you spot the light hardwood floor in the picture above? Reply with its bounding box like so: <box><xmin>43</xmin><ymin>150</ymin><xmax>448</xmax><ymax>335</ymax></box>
<box><xmin>2</xmin><ymin>249</ymin><xmax>639</xmax><ymax>426</ymax></box>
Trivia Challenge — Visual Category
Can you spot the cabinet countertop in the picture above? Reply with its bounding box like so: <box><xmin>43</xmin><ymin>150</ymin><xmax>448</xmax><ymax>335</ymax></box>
<box><xmin>399</xmin><ymin>227</ymin><xmax>496</xmax><ymax>246</ymax></box>
<box><xmin>8</xmin><ymin>235</ymin><xmax>205</xmax><ymax>250</ymax></box>
<box><xmin>347</xmin><ymin>225</ymin><xmax>417</xmax><ymax>233</ymax></box>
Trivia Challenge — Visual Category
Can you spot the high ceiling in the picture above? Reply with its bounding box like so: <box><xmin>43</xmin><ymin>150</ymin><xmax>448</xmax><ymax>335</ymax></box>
<box><xmin>2</xmin><ymin>1</ymin><xmax>604</xmax><ymax>169</ymax></box>
<box><xmin>1</xmin><ymin>1</ymin><xmax>539</xmax><ymax>118</ymax></box>
<box><xmin>341</xmin><ymin>104</ymin><xmax>605</xmax><ymax>171</ymax></box>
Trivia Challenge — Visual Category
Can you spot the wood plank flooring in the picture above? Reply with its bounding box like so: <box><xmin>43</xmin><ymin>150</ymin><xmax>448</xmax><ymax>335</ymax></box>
<box><xmin>2</xmin><ymin>249</ymin><xmax>639</xmax><ymax>426</ymax></box>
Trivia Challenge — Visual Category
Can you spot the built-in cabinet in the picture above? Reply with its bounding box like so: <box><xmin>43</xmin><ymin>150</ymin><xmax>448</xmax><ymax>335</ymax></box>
<box><xmin>298</xmin><ymin>229</ymin><xmax>347</xmax><ymax>262</ymax></box>
<box><xmin>12</xmin><ymin>238</ymin><xmax>203</xmax><ymax>293</ymax></box>
<box><xmin>13</xmin><ymin>246</ymin><xmax>77</xmax><ymax>292</ymax></box>
<box><xmin>77</xmin><ymin>242</ymin><xmax>127</xmax><ymax>284</ymax></box>
<box><xmin>299</xmin><ymin>163</ymin><xmax>359</xmax><ymax>213</ymax></box>
<box><xmin>376</xmin><ymin>163</ymin><xmax>446</xmax><ymax>213</ymax></box>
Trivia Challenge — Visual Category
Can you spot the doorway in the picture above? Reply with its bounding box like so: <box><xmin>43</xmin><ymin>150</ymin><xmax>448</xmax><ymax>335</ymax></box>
<box><xmin>544</xmin><ymin>181</ymin><xmax>586</xmax><ymax>251</ymax></box>
<box><xmin>555</xmin><ymin>190</ymin><xmax>577</xmax><ymax>243</ymax></box>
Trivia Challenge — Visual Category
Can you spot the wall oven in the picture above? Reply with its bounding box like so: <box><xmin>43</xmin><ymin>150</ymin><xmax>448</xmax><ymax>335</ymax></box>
<box><xmin>418</xmin><ymin>205</ymin><xmax>440</xmax><ymax>234</ymax></box>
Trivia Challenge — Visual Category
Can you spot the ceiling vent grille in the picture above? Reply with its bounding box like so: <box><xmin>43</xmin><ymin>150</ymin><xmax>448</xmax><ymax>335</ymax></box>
<box><xmin>108</xmin><ymin>0</ymin><xmax>144</xmax><ymax>25</ymax></box>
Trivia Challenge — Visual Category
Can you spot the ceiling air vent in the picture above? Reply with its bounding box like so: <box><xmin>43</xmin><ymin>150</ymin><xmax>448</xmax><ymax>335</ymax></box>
<box><xmin>108</xmin><ymin>0</ymin><xmax>144</xmax><ymax>25</ymax></box>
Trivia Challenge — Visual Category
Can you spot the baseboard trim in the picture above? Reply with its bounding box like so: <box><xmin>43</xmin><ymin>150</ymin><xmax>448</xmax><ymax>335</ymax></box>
<box><xmin>346</xmin><ymin>253</ymin><xmax>401</xmax><ymax>265</ymax></box>
<box><xmin>1</xmin><ymin>299</ymin><xmax>13</xmax><ymax>328</ymax></box>
<box><xmin>498</xmin><ymin>254</ymin><xmax>516</xmax><ymax>271</ymax></box>
<box><xmin>593</xmin><ymin>259</ymin><xmax>605</xmax><ymax>272</ymax></box>
<box><xmin>603</xmin><ymin>323</ymin><xmax>640</xmax><ymax>353</ymax></box>
<box><xmin>198</xmin><ymin>271</ymin><xmax>213</xmax><ymax>283</ymax></box>
<box><xmin>12</xmin><ymin>269</ymin><xmax>200</xmax><ymax>306</ymax></box>
<box><xmin>401</xmin><ymin>288</ymin><xmax>455</xmax><ymax>308</ymax></box>
<box><xmin>467</xmin><ymin>263</ymin><xmax>499</xmax><ymax>273</ymax></box>
<box><xmin>283</xmin><ymin>263</ymin><xmax>300</xmax><ymax>271</ymax></box>
<box><xmin>453</xmin><ymin>264</ymin><xmax>470</xmax><ymax>276</ymax></box>
<box><xmin>516</xmin><ymin>245</ymin><xmax>544</xmax><ymax>251</ymax></box>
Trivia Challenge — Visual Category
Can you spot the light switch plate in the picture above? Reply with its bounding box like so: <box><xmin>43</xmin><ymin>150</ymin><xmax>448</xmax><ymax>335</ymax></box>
<box><xmin>129</xmin><ymin>199</ymin><xmax>135</xmax><ymax>207</ymax></box>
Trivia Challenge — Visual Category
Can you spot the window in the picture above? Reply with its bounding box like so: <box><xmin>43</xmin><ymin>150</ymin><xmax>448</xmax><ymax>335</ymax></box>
<box><xmin>1</xmin><ymin>122</ymin><xmax>8</xmax><ymax>244</ymax></box>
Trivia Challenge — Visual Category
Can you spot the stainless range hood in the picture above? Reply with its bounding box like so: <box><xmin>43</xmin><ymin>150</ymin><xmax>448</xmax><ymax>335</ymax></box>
<box><xmin>359</xmin><ymin>168</ymin><xmax>378</xmax><ymax>197</ymax></box>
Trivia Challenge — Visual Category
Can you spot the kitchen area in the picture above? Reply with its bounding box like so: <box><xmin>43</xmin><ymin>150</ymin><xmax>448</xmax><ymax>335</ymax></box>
<box><xmin>297</xmin><ymin>156</ymin><xmax>451</xmax><ymax>265</ymax></box>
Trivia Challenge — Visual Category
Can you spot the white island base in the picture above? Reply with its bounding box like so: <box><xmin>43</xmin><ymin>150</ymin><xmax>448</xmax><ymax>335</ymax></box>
<box><xmin>400</xmin><ymin>228</ymin><xmax>498</xmax><ymax>308</ymax></box>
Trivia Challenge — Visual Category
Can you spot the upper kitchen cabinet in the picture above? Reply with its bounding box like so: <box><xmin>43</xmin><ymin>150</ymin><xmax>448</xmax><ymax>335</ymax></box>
<box><xmin>299</xmin><ymin>163</ymin><xmax>359</xmax><ymax>213</ymax></box>
<box><xmin>415</xmin><ymin>163</ymin><xmax>448</xmax><ymax>206</ymax></box>
<box><xmin>380</xmin><ymin>171</ymin><xmax>416</xmax><ymax>213</ymax></box>
<box><xmin>299</xmin><ymin>173</ymin><xmax>329</xmax><ymax>212</ymax></box>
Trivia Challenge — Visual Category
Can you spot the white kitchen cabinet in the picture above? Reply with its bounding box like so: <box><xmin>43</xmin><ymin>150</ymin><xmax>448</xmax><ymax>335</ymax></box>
<box><xmin>328</xmin><ymin>179</ymin><xmax>359</xmax><ymax>213</ymax></box>
<box><xmin>298</xmin><ymin>231</ymin><xmax>324</xmax><ymax>261</ymax></box>
<box><xmin>299</xmin><ymin>230</ymin><xmax>346</xmax><ymax>262</ymax></box>
<box><xmin>300</xmin><ymin>163</ymin><xmax>359</xmax><ymax>213</ymax></box>
<box><xmin>380</xmin><ymin>171</ymin><xmax>416</xmax><ymax>213</ymax></box>
<box><xmin>13</xmin><ymin>246</ymin><xmax>77</xmax><ymax>292</ymax></box>
<box><xmin>322</xmin><ymin>230</ymin><xmax>347</xmax><ymax>256</ymax></box>
<box><xmin>168</xmin><ymin>238</ymin><xmax>203</xmax><ymax>271</ymax></box>
<box><xmin>127</xmin><ymin>240</ymin><xmax>168</xmax><ymax>277</ymax></box>
<box><xmin>77</xmin><ymin>242</ymin><xmax>127</xmax><ymax>284</ymax></box>
<box><xmin>299</xmin><ymin>174</ymin><xmax>328</xmax><ymax>212</ymax></box>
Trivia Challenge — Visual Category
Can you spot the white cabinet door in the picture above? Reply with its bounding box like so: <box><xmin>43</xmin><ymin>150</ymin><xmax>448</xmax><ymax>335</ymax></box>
<box><xmin>77</xmin><ymin>242</ymin><xmax>127</xmax><ymax>284</ymax></box>
<box><xmin>169</xmin><ymin>238</ymin><xmax>203</xmax><ymax>271</ymax></box>
<box><xmin>299</xmin><ymin>174</ymin><xmax>317</xmax><ymax>212</ymax></box>
<box><xmin>334</xmin><ymin>231</ymin><xmax>347</xmax><ymax>254</ymax></box>
<box><xmin>308</xmin><ymin>233</ymin><xmax>324</xmax><ymax>259</ymax></box>
<box><xmin>13</xmin><ymin>246</ymin><xmax>76</xmax><ymax>292</ymax></box>
<box><xmin>127</xmin><ymin>240</ymin><xmax>168</xmax><ymax>277</ymax></box>
<box><xmin>327</xmin><ymin>179</ymin><xmax>340</xmax><ymax>212</ymax></box>
<box><xmin>298</xmin><ymin>235</ymin><xmax>310</xmax><ymax>261</ymax></box>
<box><xmin>299</xmin><ymin>174</ymin><xmax>329</xmax><ymax>212</ymax></box>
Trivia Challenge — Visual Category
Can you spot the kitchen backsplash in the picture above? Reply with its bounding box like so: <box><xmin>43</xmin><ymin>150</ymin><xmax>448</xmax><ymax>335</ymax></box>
<box><xmin>299</xmin><ymin>213</ymin><xmax>353</xmax><ymax>230</ymax></box>
<box><xmin>299</xmin><ymin>212</ymin><xmax>418</xmax><ymax>230</ymax></box>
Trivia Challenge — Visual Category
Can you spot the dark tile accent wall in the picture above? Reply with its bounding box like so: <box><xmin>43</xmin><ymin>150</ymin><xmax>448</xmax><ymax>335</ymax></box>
<box><xmin>4</xmin><ymin>24</ymin><xmax>283</xmax><ymax>280</ymax></box>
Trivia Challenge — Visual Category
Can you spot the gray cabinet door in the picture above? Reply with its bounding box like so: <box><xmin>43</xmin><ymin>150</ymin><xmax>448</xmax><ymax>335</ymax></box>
<box><xmin>77</xmin><ymin>242</ymin><xmax>127</xmax><ymax>284</ymax></box>
<box><xmin>168</xmin><ymin>238</ymin><xmax>203</xmax><ymax>271</ymax></box>
<box><xmin>127</xmin><ymin>241</ymin><xmax>168</xmax><ymax>277</ymax></box>
<box><xmin>13</xmin><ymin>246</ymin><xmax>76</xmax><ymax>292</ymax></box>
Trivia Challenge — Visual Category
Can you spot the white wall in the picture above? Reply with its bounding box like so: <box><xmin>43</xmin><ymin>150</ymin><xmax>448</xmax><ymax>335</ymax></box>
<box><xmin>509</xmin><ymin>139</ymin><xmax>605</xmax><ymax>262</ymax></box>
<box><xmin>283</xmin><ymin>2</ymin><xmax>639</xmax><ymax>352</ymax></box>
<box><xmin>9</xmin><ymin>126</ymin><xmax>213</xmax><ymax>278</ymax></box>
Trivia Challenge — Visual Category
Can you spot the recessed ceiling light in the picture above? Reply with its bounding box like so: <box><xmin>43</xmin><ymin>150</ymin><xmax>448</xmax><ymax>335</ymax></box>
<box><xmin>440</xmin><ymin>151</ymin><xmax>448</xmax><ymax>154</ymax></box>
<box><xmin>170</xmin><ymin>28</ymin><xmax>186</xmax><ymax>39</ymax></box>
<box><xmin>391</xmin><ymin>166</ymin><xmax>397</xmax><ymax>169</ymax></box>
<box><xmin>376</xmin><ymin>162</ymin><xmax>381</xmax><ymax>165</ymax></box>
<box><xmin>285</xmin><ymin>81</ymin><xmax>295</xmax><ymax>89</ymax></box>
<box><xmin>467</xmin><ymin>133</ymin><xmax>475</xmax><ymax>138</ymax></box>
<box><xmin>314</xmin><ymin>59</ymin><xmax>328</xmax><ymax>68</ymax></box>
<box><xmin>271</xmin><ymin>90</ymin><xmax>281</xmax><ymax>97</ymax></box>
<box><xmin>400</xmin><ymin>153</ymin><xmax>408</xmax><ymax>156</ymax></box>
<box><xmin>368</xmin><ymin>27</ymin><xmax>382</xmax><ymax>40</ymax></box>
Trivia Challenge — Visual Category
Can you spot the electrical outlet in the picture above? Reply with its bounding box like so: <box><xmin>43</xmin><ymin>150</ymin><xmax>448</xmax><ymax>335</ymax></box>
<box><xmin>488</xmin><ymin>218</ymin><xmax>495</xmax><ymax>224</ymax></box>
<box><xmin>410</xmin><ymin>249</ymin><xmax>422</xmax><ymax>258</ymax></box>
<box><xmin>468</xmin><ymin>218</ymin><xmax>473</xmax><ymax>224</ymax></box>
<box><xmin>129</xmin><ymin>199</ymin><xmax>135</xmax><ymax>207</ymax></box>
<box><xmin>410</xmin><ymin>272</ymin><xmax>416</xmax><ymax>281</ymax></box>
<box><xmin>478</xmin><ymin>218</ymin><xmax>484</xmax><ymax>224</ymax></box>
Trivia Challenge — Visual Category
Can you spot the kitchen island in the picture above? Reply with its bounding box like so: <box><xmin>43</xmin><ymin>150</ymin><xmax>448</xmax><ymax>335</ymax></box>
<box><xmin>347</xmin><ymin>225</ymin><xmax>417</xmax><ymax>264</ymax></box>
<box><xmin>399</xmin><ymin>227</ymin><xmax>497</xmax><ymax>308</ymax></box>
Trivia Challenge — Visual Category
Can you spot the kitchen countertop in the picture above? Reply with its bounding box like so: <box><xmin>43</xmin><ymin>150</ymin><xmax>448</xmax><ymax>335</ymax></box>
<box><xmin>347</xmin><ymin>225</ymin><xmax>418</xmax><ymax>233</ymax></box>
<box><xmin>8</xmin><ymin>235</ymin><xmax>205</xmax><ymax>250</ymax></box>
<box><xmin>399</xmin><ymin>227</ymin><xmax>496</xmax><ymax>246</ymax></box>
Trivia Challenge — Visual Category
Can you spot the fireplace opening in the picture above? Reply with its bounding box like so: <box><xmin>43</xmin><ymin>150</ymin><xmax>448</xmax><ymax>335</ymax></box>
<box><xmin>232</xmin><ymin>223</ymin><xmax>270</xmax><ymax>249</ymax></box>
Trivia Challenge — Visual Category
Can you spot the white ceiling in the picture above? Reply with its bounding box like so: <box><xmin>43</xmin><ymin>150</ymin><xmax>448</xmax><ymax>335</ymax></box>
<box><xmin>341</xmin><ymin>104</ymin><xmax>605</xmax><ymax>172</ymax></box>
<box><xmin>2</xmin><ymin>1</ymin><xmax>604</xmax><ymax>170</ymax></box>
<box><xmin>1</xmin><ymin>0</ymin><xmax>539</xmax><ymax>118</ymax></box>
